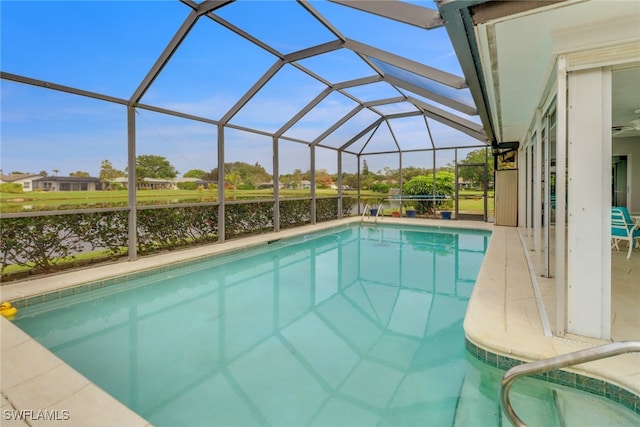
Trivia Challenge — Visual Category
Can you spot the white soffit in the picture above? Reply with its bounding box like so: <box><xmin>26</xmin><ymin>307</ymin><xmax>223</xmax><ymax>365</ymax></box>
<box><xmin>474</xmin><ymin>0</ymin><xmax>639</xmax><ymax>143</ymax></box>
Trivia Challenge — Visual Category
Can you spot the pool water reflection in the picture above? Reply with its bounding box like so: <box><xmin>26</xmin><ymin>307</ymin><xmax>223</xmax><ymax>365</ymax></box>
<box><xmin>16</xmin><ymin>224</ymin><xmax>491</xmax><ymax>426</ymax></box>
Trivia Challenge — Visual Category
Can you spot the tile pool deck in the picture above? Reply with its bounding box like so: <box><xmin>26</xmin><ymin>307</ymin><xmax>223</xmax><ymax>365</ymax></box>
<box><xmin>1</xmin><ymin>218</ymin><xmax>638</xmax><ymax>426</ymax></box>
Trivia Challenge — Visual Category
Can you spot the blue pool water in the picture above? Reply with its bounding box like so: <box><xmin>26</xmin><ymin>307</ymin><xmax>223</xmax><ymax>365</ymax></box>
<box><xmin>13</xmin><ymin>224</ymin><xmax>638</xmax><ymax>426</ymax></box>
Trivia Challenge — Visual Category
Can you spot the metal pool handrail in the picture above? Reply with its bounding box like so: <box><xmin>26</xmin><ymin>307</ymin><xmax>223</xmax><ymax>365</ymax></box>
<box><xmin>500</xmin><ymin>340</ymin><xmax>640</xmax><ymax>427</ymax></box>
<box><xmin>361</xmin><ymin>203</ymin><xmax>384</xmax><ymax>223</ymax></box>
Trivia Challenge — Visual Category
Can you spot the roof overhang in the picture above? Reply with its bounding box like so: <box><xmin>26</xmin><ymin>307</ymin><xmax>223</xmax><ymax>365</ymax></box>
<box><xmin>437</xmin><ymin>0</ymin><xmax>640</xmax><ymax>146</ymax></box>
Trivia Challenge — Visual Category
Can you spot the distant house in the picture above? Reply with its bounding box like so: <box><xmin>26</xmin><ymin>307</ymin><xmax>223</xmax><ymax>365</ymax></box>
<box><xmin>174</xmin><ymin>177</ymin><xmax>213</xmax><ymax>189</ymax></box>
<box><xmin>32</xmin><ymin>176</ymin><xmax>103</xmax><ymax>191</ymax></box>
<box><xmin>457</xmin><ymin>178</ymin><xmax>472</xmax><ymax>189</ymax></box>
<box><xmin>256</xmin><ymin>181</ymin><xmax>285</xmax><ymax>190</ymax></box>
<box><xmin>111</xmin><ymin>177</ymin><xmax>215</xmax><ymax>190</ymax></box>
<box><xmin>112</xmin><ymin>177</ymin><xmax>174</xmax><ymax>190</ymax></box>
<box><xmin>285</xmin><ymin>180</ymin><xmax>312</xmax><ymax>190</ymax></box>
<box><xmin>0</xmin><ymin>173</ymin><xmax>43</xmax><ymax>192</ymax></box>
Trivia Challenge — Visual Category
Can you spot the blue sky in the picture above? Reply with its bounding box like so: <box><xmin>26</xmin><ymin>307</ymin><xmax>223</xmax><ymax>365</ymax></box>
<box><xmin>1</xmin><ymin>0</ymin><xmax>483</xmax><ymax>178</ymax></box>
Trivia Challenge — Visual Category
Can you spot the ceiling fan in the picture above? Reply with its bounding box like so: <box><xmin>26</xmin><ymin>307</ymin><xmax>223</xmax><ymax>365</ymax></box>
<box><xmin>612</xmin><ymin>109</ymin><xmax>640</xmax><ymax>136</ymax></box>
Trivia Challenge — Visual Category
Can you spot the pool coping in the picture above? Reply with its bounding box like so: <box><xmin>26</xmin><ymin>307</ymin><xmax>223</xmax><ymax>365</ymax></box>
<box><xmin>1</xmin><ymin>217</ymin><xmax>638</xmax><ymax>425</ymax></box>
<box><xmin>464</xmin><ymin>225</ymin><xmax>640</xmax><ymax>416</ymax></box>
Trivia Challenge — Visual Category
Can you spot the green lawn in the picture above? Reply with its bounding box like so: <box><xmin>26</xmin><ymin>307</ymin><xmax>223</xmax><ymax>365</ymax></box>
<box><xmin>0</xmin><ymin>189</ymin><xmax>367</xmax><ymax>213</ymax></box>
<box><xmin>457</xmin><ymin>190</ymin><xmax>495</xmax><ymax>213</ymax></box>
<box><xmin>0</xmin><ymin>189</ymin><xmax>494</xmax><ymax>214</ymax></box>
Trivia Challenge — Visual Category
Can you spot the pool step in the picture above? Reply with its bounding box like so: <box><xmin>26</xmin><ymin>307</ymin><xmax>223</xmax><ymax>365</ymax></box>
<box><xmin>453</xmin><ymin>367</ymin><xmax>561</xmax><ymax>427</ymax></box>
<box><xmin>554</xmin><ymin>387</ymin><xmax>639</xmax><ymax>426</ymax></box>
<box><xmin>457</xmin><ymin>356</ymin><xmax>640</xmax><ymax>426</ymax></box>
<box><xmin>500</xmin><ymin>382</ymin><xmax>561</xmax><ymax>427</ymax></box>
<box><xmin>452</xmin><ymin>373</ymin><xmax>501</xmax><ymax>427</ymax></box>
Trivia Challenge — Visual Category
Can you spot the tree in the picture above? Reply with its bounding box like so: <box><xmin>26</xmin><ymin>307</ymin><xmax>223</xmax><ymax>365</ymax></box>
<box><xmin>400</xmin><ymin>166</ymin><xmax>430</xmax><ymax>182</ymax></box>
<box><xmin>52</xmin><ymin>169</ymin><xmax>60</xmax><ymax>176</ymax></box>
<box><xmin>183</xmin><ymin>169</ymin><xmax>207</xmax><ymax>179</ymax></box>
<box><xmin>135</xmin><ymin>155</ymin><xmax>178</xmax><ymax>180</ymax></box>
<box><xmin>292</xmin><ymin>169</ymin><xmax>303</xmax><ymax>188</ymax></box>
<box><xmin>69</xmin><ymin>171</ymin><xmax>90</xmax><ymax>177</ymax></box>
<box><xmin>203</xmin><ymin>162</ymin><xmax>270</xmax><ymax>185</ymax></box>
<box><xmin>315</xmin><ymin>169</ymin><xmax>333</xmax><ymax>188</ymax></box>
<box><xmin>225</xmin><ymin>172</ymin><xmax>241</xmax><ymax>199</ymax></box>
<box><xmin>403</xmin><ymin>172</ymin><xmax>455</xmax><ymax>214</ymax></box>
<box><xmin>362</xmin><ymin>159</ymin><xmax>370</xmax><ymax>175</ymax></box>
<box><xmin>458</xmin><ymin>148</ymin><xmax>493</xmax><ymax>188</ymax></box>
<box><xmin>38</xmin><ymin>170</ymin><xmax>49</xmax><ymax>177</ymax></box>
<box><xmin>99</xmin><ymin>160</ymin><xmax>125</xmax><ymax>190</ymax></box>
<box><xmin>341</xmin><ymin>172</ymin><xmax>359</xmax><ymax>190</ymax></box>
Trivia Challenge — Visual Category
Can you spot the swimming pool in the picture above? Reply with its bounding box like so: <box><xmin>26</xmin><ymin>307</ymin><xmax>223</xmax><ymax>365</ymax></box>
<box><xmin>11</xmin><ymin>223</ymin><xmax>637</xmax><ymax>426</ymax></box>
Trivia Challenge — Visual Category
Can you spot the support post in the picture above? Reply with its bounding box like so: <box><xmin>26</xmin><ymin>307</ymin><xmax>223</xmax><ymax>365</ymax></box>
<box><xmin>127</xmin><ymin>106</ymin><xmax>137</xmax><ymax>260</ymax></box>
<box><xmin>555</xmin><ymin>56</ymin><xmax>567</xmax><ymax>336</ymax></box>
<box><xmin>566</xmin><ymin>67</ymin><xmax>611</xmax><ymax>339</ymax></box>
<box><xmin>273</xmin><ymin>136</ymin><xmax>280</xmax><ymax>231</ymax></box>
<box><xmin>217</xmin><ymin>124</ymin><xmax>225</xmax><ymax>242</ymax></box>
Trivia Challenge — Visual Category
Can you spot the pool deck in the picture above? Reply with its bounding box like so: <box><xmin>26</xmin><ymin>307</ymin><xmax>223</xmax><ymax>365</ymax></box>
<box><xmin>1</xmin><ymin>218</ymin><xmax>638</xmax><ymax>426</ymax></box>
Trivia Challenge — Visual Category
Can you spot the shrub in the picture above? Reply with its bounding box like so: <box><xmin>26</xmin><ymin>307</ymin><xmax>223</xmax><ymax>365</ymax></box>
<box><xmin>0</xmin><ymin>183</ymin><xmax>24</xmax><ymax>194</ymax></box>
<box><xmin>177</xmin><ymin>181</ymin><xmax>197</xmax><ymax>190</ymax></box>
<box><xmin>107</xmin><ymin>182</ymin><xmax>124</xmax><ymax>191</ymax></box>
<box><xmin>403</xmin><ymin>172</ymin><xmax>455</xmax><ymax>214</ymax></box>
<box><xmin>371</xmin><ymin>183</ymin><xmax>392</xmax><ymax>193</ymax></box>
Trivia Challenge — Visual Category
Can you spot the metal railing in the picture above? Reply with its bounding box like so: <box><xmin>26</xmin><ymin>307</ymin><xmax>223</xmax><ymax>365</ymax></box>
<box><xmin>361</xmin><ymin>203</ymin><xmax>384</xmax><ymax>223</ymax></box>
<box><xmin>500</xmin><ymin>341</ymin><xmax>640</xmax><ymax>427</ymax></box>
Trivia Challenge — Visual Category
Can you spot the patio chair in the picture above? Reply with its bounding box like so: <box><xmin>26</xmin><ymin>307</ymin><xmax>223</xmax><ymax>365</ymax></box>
<box><xmin>611</xmin><ymin>206</ymin><xmax>640</xmax><ymax>259</ymax></box>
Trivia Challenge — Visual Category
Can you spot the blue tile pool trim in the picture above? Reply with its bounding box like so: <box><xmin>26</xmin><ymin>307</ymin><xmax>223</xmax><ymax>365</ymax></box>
<box><xmin>465</xmin><ymin>339</ymin><xmax>640</xmax><ymax>415</ymax></box>
<box><xmin>8</xmin><ymin>221</ymin><xmax>489</xmax><ymax>311</ymax></box>
<box><xmin>7</xmin><ymin>221</ymin><xmax>362</xmax><ymax>310</ymax></box>
<box><xmin>8</xmin><ymin>244</ymin><xmax>268</xmax><ymax>310</ymax></box>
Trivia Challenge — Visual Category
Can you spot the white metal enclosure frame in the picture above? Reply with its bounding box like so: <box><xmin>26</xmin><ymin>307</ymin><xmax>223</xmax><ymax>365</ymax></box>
<box><xmin>1</xmin><ymin>0</ymin><xmax>491</xmax><ymax>259</ymax></box>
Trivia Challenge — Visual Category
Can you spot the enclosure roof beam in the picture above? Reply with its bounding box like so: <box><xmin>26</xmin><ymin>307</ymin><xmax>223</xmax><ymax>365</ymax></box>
<box><xmin>329</xmin><ymin>0</ymin><xmax>444</xmax><ymax>30</ymax></box>
<box><xmin>1</xmin><ymin>72</ymin><xmax>127</xmax><ymax>106</ymax></box>
<box><xmin>333</xmin><ymin>75</ymin><xmax>382</xmax><ymax>89</ymax></box>
<box><xmin>385</xmin><ymin>75</ymin><xmax>477</xmax><ymax>116</ymax></box>
<box><xmin>275</xmin><ymin>87</ymin><xmax>333</xmax><ymax>138</ymax></box>
<box><xmin>435</xmin><ymin>0</ymin><xmax>496</xmax><ymax>143</ymax></box>
<box><xmin>299</xmin><ymin>0</ymin><xmax>347</xmax><ymax>42</ymax></box>
<box><xmin>283</xmin><ymin>40</ymin><xmax>344</xmax><ymax>63</ymax></box>
<box><xmin>345</xmin><ymin>39</ymin><xmax>467</xmax><ymax>89</ymax></box>
<box><xmin>383</xmin><ymin>110</ymin><xmax>424</xmax><ymax>120</ymax></box>
<box><xmin>385</xmin><ymin>119</ymin><xmax>401</xmax><ymax>151</ymax></box>
<box><xmin>275</xmin><ymin>75</ymin><xmax>383</xmax><ymax>138</ymax></box>
<box><xmin>129</xmin><ymin>1</ymin><xmax>233</xmax><ymax>105</ymax></box>
<box><xmin>137</xmin><ymin>103</ymin><xmax>220</xmax><ymax>125</ymax></box>
<box><xmin>339</xmin><ymin>117</ymin><xmax>384</xmax><ymax>151</ymax></box>
<box><xmin>409</xmin><ymin>96</ymin><xmax>484</xmax><ymax>132</ymax></box>
<box><xmin>409</xmin><ymin>96</ymin><xmax>487</xmax><ymax>142</ymax></box>
<box><xmin>311</xmin><ymin>105</ymin><xmax>364</xmax><ymax>147</ymax></box>
<box><xmin>363</xmin><ymin>96</ymin><xmax>407</xmax><ymax>108</ymax></box>
<box><xmin>201</xmin><ymin>10</ymin><xmax>282</xmax><ymax>58</ymax></box>
<box><xmin>220</xmin><ymin>60</ymin><xmax>284</xmax><ymax>125</ymax></box>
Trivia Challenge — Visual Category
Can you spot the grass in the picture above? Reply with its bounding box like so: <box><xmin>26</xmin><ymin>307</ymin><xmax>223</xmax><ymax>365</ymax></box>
<box><xmin>1</xmin><ymin>248</ymin><xmax>127</xmax><ymax>277</ymax></box>
<box><xmin>458</xmin><ymin>191</ymin><xmax>495</xmax><ymax>213</ymax></box>
<box><xmin>0</xmin><ymin>189</ymin><xmax>367</xmax><ymax>213</ymax></box>
<box><xmin>1</xmin><ymin>188</ymin><xmax>493</xmax><ymax>213</ymax></box>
